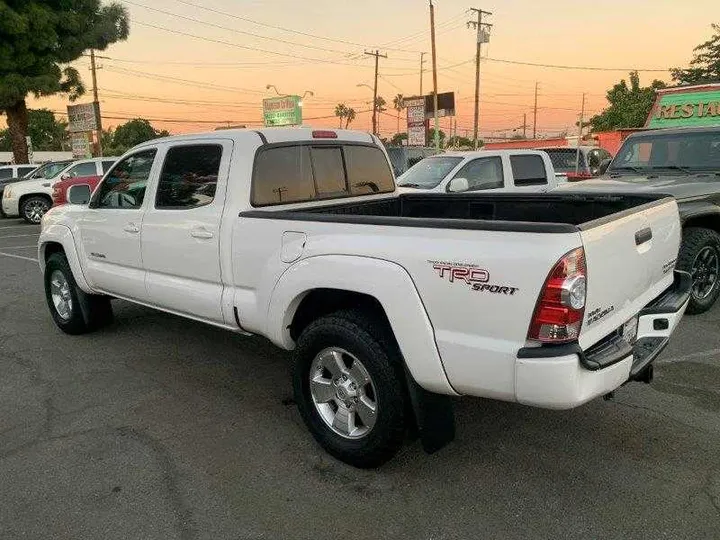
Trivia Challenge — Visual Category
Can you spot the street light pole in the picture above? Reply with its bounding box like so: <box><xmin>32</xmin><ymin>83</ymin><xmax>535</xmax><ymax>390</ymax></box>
<box><xmin>429</xmin><ymin>0</ymin><xmax>440</xmax><ymax>151</ymax></box>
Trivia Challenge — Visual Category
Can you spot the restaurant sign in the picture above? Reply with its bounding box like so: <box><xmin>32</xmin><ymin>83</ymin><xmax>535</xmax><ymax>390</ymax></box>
<box><xmin>648</xmin><ymin>90</ymin><xmax>720</xmax><ymax>128</ymax></box>
<box><xmin>263</xmin><ymin>96</ymin><xmax>302</xmax><ymax>127</ymax></box>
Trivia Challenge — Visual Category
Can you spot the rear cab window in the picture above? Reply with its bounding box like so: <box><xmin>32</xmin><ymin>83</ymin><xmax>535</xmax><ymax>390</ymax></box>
<box><xmin>510</xmin><ymin>155</ymin><xmax>548</xmax><ymax>186</ymax></box>
<box><xmin>252</xmin><ymin>143</ymin><xmax>394</xmax><ymax>206</ymax></box>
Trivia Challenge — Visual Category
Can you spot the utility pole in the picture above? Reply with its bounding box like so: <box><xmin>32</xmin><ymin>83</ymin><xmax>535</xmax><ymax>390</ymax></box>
<box><xmin>523</xmin><ymin>113</ymin><xmax>527</xmax><ymax>139</ymax></box>
<box><xmin>420</xmin><ymin>52</ymin><xmax>427</xmax><ymax>95</ymax></box>
<box><xmin>90</xmin><ymin>50</ymin><xmax>103</xmax><ymax>156</ymax></box>
<box><xmin>468</xmin><ymin>8</ymin><xmax>492</xmax><ymax>150</ymax></box>
<box><xmin>365</xmin><ymin>50</ymin><xmax>387</xmax><ymax>136</ymax></box>
<box><xmin>429</xmin><ymin>0</ymin><xmax>440</xmax><ymax>151</ymax></box>
<box><xmin>576</xmin><ymin>92</ymin><xmax>586</xmax><ymax>174</ymax></box>
<box><xmin>532</xmin><ymin>81</ymin><xmax>539</xmax><ymax>139</ymax></box>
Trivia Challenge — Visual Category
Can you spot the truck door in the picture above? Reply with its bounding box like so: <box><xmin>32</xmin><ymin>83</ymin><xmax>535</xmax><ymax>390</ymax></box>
<box><xmin>141</xmin><ymin>140</ymin><xmax>233</xmax><ymax>324</ymax></box>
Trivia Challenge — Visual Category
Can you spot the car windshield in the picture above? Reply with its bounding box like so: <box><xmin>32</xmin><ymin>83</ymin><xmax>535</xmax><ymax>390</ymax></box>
<box><xmin>609</xmin><ymin>131</ymin><xmax>720</xmax><ymax>178</ymax></box>
<box><xmin>543</xmin><ymin>149</ymin><xmax>587</xmax><ymax>173</ymax></box>
<box><xmin>28</xmin><ymin>161</ymin><xmax>73</xmax><ymax>180</ymax></box>
<box><xmin>396</xmin><ymin>156</ymin><xmax>463</xmax><ymax>188</ymax></box>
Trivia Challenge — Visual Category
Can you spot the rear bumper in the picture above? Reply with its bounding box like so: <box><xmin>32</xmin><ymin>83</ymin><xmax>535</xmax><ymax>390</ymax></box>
<box><xmin>515</xmin><ymin>271</ymin><xmax>691</xmax><ymax>409</ymax></box>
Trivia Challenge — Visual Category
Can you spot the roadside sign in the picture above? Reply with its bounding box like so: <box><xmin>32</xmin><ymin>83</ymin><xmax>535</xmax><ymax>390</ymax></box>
<box><xmin>263</xmin><ymin>96</ymin><xmax>302</xmax><ymax>127</ymax></box>
<box><xmin>67</xmin><ymin>102</ymin><xmax>100</xmax><ymax>133</ymax></box>
<box><xmin>405</xmin><ymin>96</ymin><xmax>426</xmax><ymax>147</ymax></box>
<box><xmin>647</xmin><ymin>89</ymin><xmax>720</xmax><ymax>129</ymax></box>
<box><xmin>425</xmin><ymin>92</ymin><xmax>456</xmax><ymax>119</ymax></box>
<box><xmin>71</xmin><ymin>132</ymin><xmax>92</xmax><ymax>159</ymax></box>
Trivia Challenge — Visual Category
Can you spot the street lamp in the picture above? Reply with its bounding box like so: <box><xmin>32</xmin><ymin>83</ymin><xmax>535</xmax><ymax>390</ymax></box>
<box><xmin>298</xmin><ymin>90</ymin><xmax>314</xmax><ymax>107</ymax></box>
<box><xmin>266</xmin><ymin>84</ymin><xmax>285</xmax><ymax>96</ymax></box>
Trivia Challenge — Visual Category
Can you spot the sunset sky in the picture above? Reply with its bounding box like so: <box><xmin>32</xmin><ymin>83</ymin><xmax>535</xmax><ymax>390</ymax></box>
<box><xmin>13</xmin><ymin>0</ymin><xmax>720</xmax><ymax>139</ymax></box>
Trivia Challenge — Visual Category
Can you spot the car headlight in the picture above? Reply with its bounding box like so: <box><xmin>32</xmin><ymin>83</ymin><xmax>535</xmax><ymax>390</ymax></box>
<box><xmin>3</xmin><ymin>187</ymin><xmax>11</xmax><ymax>199</ymax></box>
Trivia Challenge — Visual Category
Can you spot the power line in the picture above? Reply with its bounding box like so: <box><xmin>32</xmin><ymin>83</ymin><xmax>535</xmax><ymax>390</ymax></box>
<box><xmin>481</xmin><ymin>56</ymin><xmax>669</xmax><ymax>72</ymax></box>
<box><xmin>170</xmin><ymin>0</ymin><xmax>423</xmax><ymax>54</ymax></box>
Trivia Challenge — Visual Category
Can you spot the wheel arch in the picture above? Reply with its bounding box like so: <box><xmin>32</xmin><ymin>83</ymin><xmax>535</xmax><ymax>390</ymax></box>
<box><xmin>267</xmin><ymin>254</ymin><xmax>457</xmax><ymax>395</ymax></box>
<box><xmin>38</xmin><ymin>224</ymin><xmax>93</xmax><ymax>293</ymax></box>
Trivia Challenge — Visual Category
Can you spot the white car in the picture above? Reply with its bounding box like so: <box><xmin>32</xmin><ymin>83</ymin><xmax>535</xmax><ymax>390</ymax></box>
<box><xmin>2</xmin><ymin>157</ymin><xmax>117</xmax><ymax>223</ymax></box>
<box><xmin>38</xmin><ymin>128</ymin><xmax>690</xmax><ymax>467</ymax></box>
<box><xmin>0</xmin><ymin>163</ymin><xmax>39</xmax><ymax>181</ymax></box>
<box><xmin>396</xmin><ymin>150</ymin><xmax>558</xmax><ymax>193</ymax></box>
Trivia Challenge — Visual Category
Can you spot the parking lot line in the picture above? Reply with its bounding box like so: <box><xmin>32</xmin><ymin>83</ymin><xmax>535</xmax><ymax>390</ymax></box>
<box><xmin>0</xmin><ymin>234</ymin><xmax>40</xmax><ymax>239</ymax></box>
<box><xmin>0</xmin><ymin>225</ymin><xmax>36</xmax><ymax>230</ymax></box>
<box><xmin>0</xmin><ymin>245</ymin><xmax>38</xmax><ymax>249</ymax></box>
<box><xmin>0</xmin><ymin>251</ymin><xmax>38</xmax><ymax>262</ymax></box>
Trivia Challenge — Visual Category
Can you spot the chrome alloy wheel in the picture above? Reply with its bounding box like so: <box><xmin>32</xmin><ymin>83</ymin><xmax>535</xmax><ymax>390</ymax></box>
<box><xmin>50</xmin><ymin>270</ymin><xmax>73</xmax><ymax>320</ymax></box>
<box><xmin>309</xmin><ymin>347</ymin><xmax>378</xmax><ymax>439</ymax></box>
<box><xmin>25</xmin><ymin>199</ymin><xmax>49</xmax><ymax>223</ymax></box>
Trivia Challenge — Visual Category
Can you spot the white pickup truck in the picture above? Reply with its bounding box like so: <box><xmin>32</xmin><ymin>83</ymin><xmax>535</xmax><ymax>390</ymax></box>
<box><xmin>38</xmin><ymin>128</ymin><xmax>691</xmax><ymax>468</ymax></box>
<box><xmin>396</xmin><ymin>150</ymin><xmax>558</xmax><ymax>193</ymax></box>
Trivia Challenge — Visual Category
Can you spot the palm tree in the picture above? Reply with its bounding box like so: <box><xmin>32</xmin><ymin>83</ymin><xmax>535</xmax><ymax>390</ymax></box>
<box><xmin>334</xmin><ymin>103</ymin><xmax>348</xmax><ymax>128</ymax></box>
<box><xmin>392</xmin><ymin>94</ymin><xmax>405</xmax><ymax>133</ymax></box>
<box><xmin>374</xmin><ymin>96</ymin><xmax>387</xmax><ymax>134</ymax></box>
<box><xmin>345</xmin><ymin>108</ymin><xmax>356</xmax><ymax>129</ymax></box>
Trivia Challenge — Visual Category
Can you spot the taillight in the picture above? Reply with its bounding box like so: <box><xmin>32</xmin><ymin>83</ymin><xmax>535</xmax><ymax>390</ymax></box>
<box><xmin>528</xmin><ymin>248</ymin><xmax>587</xmax><ymax>343</ymax></box>
<box><xmin>566</xmin><ymin>172</ymin><xmax>594</xmax><ymax>181</ymax></box>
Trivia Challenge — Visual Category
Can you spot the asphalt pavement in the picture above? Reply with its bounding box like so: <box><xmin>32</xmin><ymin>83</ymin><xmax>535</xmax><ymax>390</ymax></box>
<box><xmin>0</xmin><ymin>219</ymin><xmax>719</xmax><ymax>540</ymax></box>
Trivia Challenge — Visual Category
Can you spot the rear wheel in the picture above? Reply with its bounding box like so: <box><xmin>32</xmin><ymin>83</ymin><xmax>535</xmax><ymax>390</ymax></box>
<box><xmin>293</xmin><ymin>310</ymin><xmax>407</xmax><ymax>468</ymax></box>
<box><xmin>44</xmin><ymin>253</ymin><xmax>113</xmax><ymax>334</ymax></box>
<box><xmin>677</xmin><ymin>227</ymin><xmax>720</xmax><ymax>314</ymax></box>
<box><xmin>21</xmin><ymin>195</ymin><xmax>51</xmax><ymax>224</ymax></box>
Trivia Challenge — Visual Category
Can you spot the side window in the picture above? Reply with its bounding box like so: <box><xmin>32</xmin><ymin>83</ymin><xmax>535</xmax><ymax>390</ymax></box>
<box><xmin>587</xmin><ymin>149</ymin><xmax>601</xmax><ymax>169</ymax></box>
<box><xmin>344</xmin><ymin>145</ymin><xmax>395</xmax><ymax>195</ymax></box>
<box><xmin>92</xmin><ymin>149</ymin><xmax>157</xmax><ymax>209</ymax></box>
<box><xmin>66</xmin><ymin>162</ymin><xmax>98</xmax><ymax>178</ymax></box>
<box><xmin>18</xmin><ymin>166</ymin><xmax>36</xmax><ymax>177</ymax></box>
<box><xmin>101</xmin><ymin>160</ymin><xmax>117</xmax><ymax>174</ymax></box>
<box><xmin>0</xmin><ymin>169</ymin><xmax>12</xmax><ymax>180</ymax></box>
<box><xmin>252</xmin><ymin>146</ymin><xmax>314</xmax><ymax>206</ymax></box>
<box><xmin>452</xmin><ymin>157</ymin><xmax>503</xmax><ymax>191</ymax></box>
<box><xmin>156</xmin><ymin>145</ymin><xmax>222</xmax><ymax>209</ymax></box>
<box><xmin>510</xmin><ymin>155</ymin><xmax>548</xmax><ymax>186</ymax></box>
<box><xmin>311</xmin><ymin>147</ymin><xmax>347</xmax><ymax>197</ymax></box>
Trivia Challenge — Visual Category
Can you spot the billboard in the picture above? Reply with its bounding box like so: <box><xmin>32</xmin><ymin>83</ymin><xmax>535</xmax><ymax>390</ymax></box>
<box><xmin>425</xmin><ymin>92</ymin><xmax>456</xmax><ymax>119</ymax></box>
<box><xmin>263</xmin><ymin>96</ymin><xmax>302</xmax><ymax>127</ymax></box>
<box><xmin>647</xmin><ymin>89</ymin><xmax>720</xmax><ymax>129</ymax></box>
<box><xmin>71</xmin><ymin>132</ymin><xmax>92</xmax><ymax>159</ymax></box>
<box><xmin>405</xmin><ymin>96</ymin><xmax>426</xmax><ymax>147</ymax></box>
<box><xmin>67</xmin><ymin>102</ymin><xmax>100</xmax><ymax>133</ymax></box>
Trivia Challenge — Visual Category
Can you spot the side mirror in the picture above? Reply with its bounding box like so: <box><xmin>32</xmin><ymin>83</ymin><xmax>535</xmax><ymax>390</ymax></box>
<box><xmin>598</xmin><ymin>158</ymin><xmax>612</xmax><ymax>175</ymax></box>
<box><xmin>67</xmin><ymin>184</ymin><xmax>92</xmax><ymax>205</ymax></box>
<box><xmin>60</xmin><ymin>173</ymin><xmax>71</xmax><ymax>181</ymax></box>
<box><xmin>447</xmin><ymin>177</ymin><xmax>469</xmax><ymax>193</ymax></box>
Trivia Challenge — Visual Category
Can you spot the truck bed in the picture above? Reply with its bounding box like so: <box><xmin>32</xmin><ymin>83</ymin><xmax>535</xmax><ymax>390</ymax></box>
<box><xmin>241</xmin><ymin>192</ymin><xmax>672</xmax><ymax>233</ymax></box>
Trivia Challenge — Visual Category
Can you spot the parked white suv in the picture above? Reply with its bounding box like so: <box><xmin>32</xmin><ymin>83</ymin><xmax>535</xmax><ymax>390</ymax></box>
<box><xmin>396</xmin><ymin>150</ymin><xmax>557</xmax><ymax>193</ymax></box>
<box><xmin>38</xmin><ymin>128</ymin><xmax>690</xmax><ymax>467</ymax></box>
<box><xmin>2</xmin><ymin>157</ymin><xmax>117</xmax><ymax>223</ymax></box>
<box><xmin>0</xmin><ymin>163</ymin><xmax>39</xmax><ymax>180</ymax></box>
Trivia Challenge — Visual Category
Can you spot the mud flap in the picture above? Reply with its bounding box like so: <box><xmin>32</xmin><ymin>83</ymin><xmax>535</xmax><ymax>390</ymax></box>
<box><xmin>75</xmin><ymin>287</ymin><xmax>113</xmax><ymax>330</ymax></box>
<box><xmin>405</xmin><ymin>367</ymin><xmax>455</xmax><ymax>454</ymax></box>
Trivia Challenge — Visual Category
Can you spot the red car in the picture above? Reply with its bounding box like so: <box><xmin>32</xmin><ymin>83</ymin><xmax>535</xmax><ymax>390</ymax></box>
<box><xmin>51</xmin><ymin>175</ymin><xmax>102</xmax><ymax>207</ymax></box>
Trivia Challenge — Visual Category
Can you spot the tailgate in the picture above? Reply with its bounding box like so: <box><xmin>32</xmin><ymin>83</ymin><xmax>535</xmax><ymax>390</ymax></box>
<box><xmin>578</xmin><ymin>197</ymin><xmax>681</xmax><ymax>349</ymax></box>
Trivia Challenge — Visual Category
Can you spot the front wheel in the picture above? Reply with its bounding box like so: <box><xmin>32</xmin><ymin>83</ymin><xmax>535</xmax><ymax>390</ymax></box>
<box><xmin>21</xmin><ymin>195</ymin><xmax>51</xmax><ymax>224</ymax></box>
<box><xmin>677</xmin><ymin>227</ymin><xmax>720</xmax><ymax>314</ymax></box>
<box><xmin>293</xmin><ymin>310</ymin><xmax>408</xmax><ymax>468</ymax></box>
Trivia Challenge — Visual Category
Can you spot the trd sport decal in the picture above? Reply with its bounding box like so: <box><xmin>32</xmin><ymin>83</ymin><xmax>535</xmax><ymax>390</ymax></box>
<box><xmin>429</xmin><ymin>261</ymin><xmax>519</xmax><ymax>295</ymax></box>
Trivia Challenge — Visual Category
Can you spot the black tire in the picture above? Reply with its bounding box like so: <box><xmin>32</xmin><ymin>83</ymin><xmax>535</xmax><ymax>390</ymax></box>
<box><xmin>44</xmin><ymin>252</ymin><xmax>113</xmax><ymax>334</ymax></box>
<box><xmin>677</xmin><ymin>227</ymin><xmax>720</xmax><ymax>315</ymax></box>
<box><xmin>21</xmin><ymin>195</ymin><xmax>51</xmax><ymax>224</ymax></box>
<box><xmin>293</xmin><ymin>309</ymin><xmax>407</xmax><ymax>468</ymax></box>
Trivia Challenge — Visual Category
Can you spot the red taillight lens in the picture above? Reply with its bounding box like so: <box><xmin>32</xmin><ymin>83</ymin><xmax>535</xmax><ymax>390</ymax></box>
<box><xmin>312</xmin><ymin>130</ymin><xmax>337</xmax><ymax>139</ymax></box>
<box><xmin>566</xmin><ymin>172</ymin><xmax>594</xmax><ymax>181</ymax></box>
<box><xmin>528</xmin><ymin>248</ymin><xmax>587</xmax><ymax>343</ymax></box>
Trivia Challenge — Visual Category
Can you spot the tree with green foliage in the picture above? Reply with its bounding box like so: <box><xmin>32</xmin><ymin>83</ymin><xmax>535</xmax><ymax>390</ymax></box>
<box><xmin>334</xmin><ymin>103</ymin><xmax>349</xmax><ymax>128</ymax></box>
<box><xmin>344</xmin><ymin>107</ymin><xmax>356</xmax><ymax>129</ymax></box>
<box><xmin>0</xmin><ymin>109</ymin><xmax>68</xmax><ymax>151</ymax></box>
<box><xmin>0</xmin><ymin>1</ymin><xmax>129</xmax><ymax>163</ymax></box>
<box><xmin>588</xmin><ymin>71</ymin><xmax>666</xmax><ymax>132</ymax></box>
<box><xmin>447</xmin><ymin>135</ymin><xmax>475</xmax><ymax>148</ymax></box>
<box><xmin>392</xmin><ymin>94</ymin><xmax>405</xmax><ymax>133</ymax></box>
<box><xmin>102</xmin><ymin>118</ymin><xmax>169</xmax><ymax>156</ymax></box>
<box><xmin>671</xmin><ymin>24</ymin><xmax>720</xmax><ymax>85</ymax></box>
<box><xmin>389</xmin><ymin>132</ymin><xmax>408</xmax><ymax>146</ymax></box>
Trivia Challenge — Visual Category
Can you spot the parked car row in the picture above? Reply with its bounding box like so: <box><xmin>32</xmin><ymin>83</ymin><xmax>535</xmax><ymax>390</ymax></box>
<box><xmin>1</xmin><ymin>157</ymin><xmax>116</xmax><ymax>223</ymax></box>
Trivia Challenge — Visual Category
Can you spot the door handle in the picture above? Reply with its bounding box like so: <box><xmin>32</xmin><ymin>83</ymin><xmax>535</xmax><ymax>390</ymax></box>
<box><xmin>635</xmin><ymin>227</ymin><xmax>652</xmax><ymax>246</ymax></box>
<box><xmin>190</xmin><ymin>227</ymin><xmax>214</xmax><ymax>239</ymax></box>
<box><xmin>123</xmin><ymin>223</ymin><xmax>140</xmax><ymax>234</ymax></box>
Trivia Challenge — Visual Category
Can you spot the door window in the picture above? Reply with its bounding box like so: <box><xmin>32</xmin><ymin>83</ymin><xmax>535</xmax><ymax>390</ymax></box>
<box><xmin>101</xmin><ymin>160</ymin><xmax>117</xmax><ymax>174</ymax></box>
<box><xmin>0</xmin><ymin>169</ymin><xmax>12</xmax><ymax>180</ymax></box>
<box><xmin>156</xmin><ymin>145</ymin><xmax>222</xmax><ymax>209</ymax></box>
<box><xmin>18</xmin><ymin>166</ymin><xmax>37</xmax><ymax>177</ymax></box>
<box><xmin>92</xmin><ymin>150</ymin><xmax>157</xmax><ymax>209</ymax></box>
<box><xmin>66</xmin><ymin>162</ymin><xmax>98</xmax><ymax>178</ymax></box>
<box><xmin>510</xmin><ymin>155</ymin><xmax>548</xmax><ymax>186</ymax></box>
<box><xmin>451</xmin><ymin>157</ymin><xmax>503</xmax><ymax>191</ymax></box>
